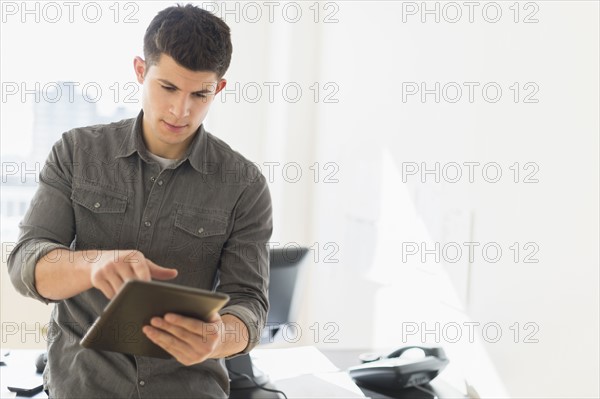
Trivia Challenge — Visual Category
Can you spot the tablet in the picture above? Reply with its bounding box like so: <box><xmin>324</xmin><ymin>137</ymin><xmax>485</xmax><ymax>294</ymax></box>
<box><xmin>80</xmin><ymin>280</ymin><xmax>230</xmax><ymax>358</ymax></box>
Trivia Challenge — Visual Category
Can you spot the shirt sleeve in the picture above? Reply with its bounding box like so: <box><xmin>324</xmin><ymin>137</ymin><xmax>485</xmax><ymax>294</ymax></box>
<box><xmin>217</xmin><ymin>172</ymin><xmax>273</xmax><ymax>356</ymax></box>
<box><xmin>6</xmin><ymin>133</ymin><xmax>76</xmax><ymax>304</ymax></box>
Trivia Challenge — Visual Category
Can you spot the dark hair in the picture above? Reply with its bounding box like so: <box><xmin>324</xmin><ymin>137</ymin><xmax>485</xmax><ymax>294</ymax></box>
<box><xmin>143</xmin><ymin>4</ymin><xmax>232</xmax><ymax>78</ymax></box>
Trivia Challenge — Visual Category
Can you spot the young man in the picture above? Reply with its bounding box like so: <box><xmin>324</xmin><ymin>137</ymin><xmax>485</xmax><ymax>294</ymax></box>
<box><xmin>7</xmin><ymin>5</ymin><xmax>272</xmax><ymax>398</ymax></box>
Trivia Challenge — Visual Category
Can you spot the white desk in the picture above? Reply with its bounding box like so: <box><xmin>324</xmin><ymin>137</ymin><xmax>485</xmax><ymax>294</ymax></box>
<box><xmin>1</xmin><ymin>350</ymin><xmax>46</xmax><ymax>398</ymax></box>
<box><xmin>0</xmin><ymin>348</ymin><xmax>364</xmax><ymax>399</ymax></box>
<box><xmin>1</xmin><ymin>347</ymin><xmax>468</xmax><ymax>399</ymax></box>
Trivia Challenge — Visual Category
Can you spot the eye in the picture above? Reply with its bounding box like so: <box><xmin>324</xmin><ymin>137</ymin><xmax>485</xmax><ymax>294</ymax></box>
<box><xmin>161</xmin><ymin>85</ymin><xmax>176</xmax><ymax>92</ymax></box>
<box><xmin>193</xmin><ymin>93</ymin><xmax>208</xmax><ymax>99</ymax></box>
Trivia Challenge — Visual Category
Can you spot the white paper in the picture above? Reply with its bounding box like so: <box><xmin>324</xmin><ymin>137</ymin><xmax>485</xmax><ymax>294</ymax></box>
<box><xmin>251</xmin><ymin>346</ymin><xmax>339</xmax><ymax>381</ymax></box>
<box><xmin>251</xmin><ymin>346</ymin><xmax>366</xmax><ymax>398</ymax></box>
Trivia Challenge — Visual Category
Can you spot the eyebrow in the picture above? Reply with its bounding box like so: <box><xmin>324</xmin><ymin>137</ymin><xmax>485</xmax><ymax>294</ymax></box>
<box><xmin>157</xmin><ymin>79</ymin><xmax>216</xmax><ymax>94</ymax></box>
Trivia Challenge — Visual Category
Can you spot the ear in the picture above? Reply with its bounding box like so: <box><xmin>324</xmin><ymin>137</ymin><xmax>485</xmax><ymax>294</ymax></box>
<box><xmin>133</xmin><ymin>56</ymin><xmax>146</xmax><ymax>84</ymax></box>
<box><xmin>214</xmin><ymin>79</ymin><xmax>227</xmax><ymax>95</ymax></box>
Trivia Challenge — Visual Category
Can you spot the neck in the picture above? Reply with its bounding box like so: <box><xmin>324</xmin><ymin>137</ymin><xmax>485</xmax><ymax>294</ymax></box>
<box><xmin>141</xmin><ymin>119</ymin><xmax>195</xmax><ymax>159</ymax></box>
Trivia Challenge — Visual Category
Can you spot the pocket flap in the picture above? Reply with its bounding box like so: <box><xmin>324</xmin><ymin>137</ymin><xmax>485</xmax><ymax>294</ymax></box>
<box><xmin>174</xmin><ymin>210</ymin><xmax>228</xmax><ymax>238</ymax></box>
<box><xmin>71</xmin><ymin>186</ymin><xmax>128</xmax><ymax>213</ymax></box>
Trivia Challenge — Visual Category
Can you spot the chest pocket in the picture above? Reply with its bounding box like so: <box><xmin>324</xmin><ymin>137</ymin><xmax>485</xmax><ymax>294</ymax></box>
<box><xmin>174</xmin><ymin>210</ymin><xmax>227</xmax><ymax>238</ymax></box>
<box><xmin>71</xmin><ymin>185</ymin><xmax>128</xmax><ymax>248</ymax></box>
<box><xmin>168</xmin><ymin>208</ymin><xmax>229</xmax><ymax>274</ymax></box>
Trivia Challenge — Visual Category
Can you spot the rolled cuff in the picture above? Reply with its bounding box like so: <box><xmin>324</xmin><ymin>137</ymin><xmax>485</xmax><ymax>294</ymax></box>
<box><xmin>219</xmin><ymin>304</ymin><xmax>263</xmax><ymax>357</ymax></box>
<box><xmin>8</xmin><ymin>240</ymin><xmax>70</xmax><ymax>304</ymax></box>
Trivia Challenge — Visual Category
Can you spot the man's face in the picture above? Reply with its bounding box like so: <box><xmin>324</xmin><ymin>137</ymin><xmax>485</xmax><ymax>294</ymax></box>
<box><xmin>134</xmin><ymin>54</ymin><xmax>226</xmax><ymax>159</ymax></box>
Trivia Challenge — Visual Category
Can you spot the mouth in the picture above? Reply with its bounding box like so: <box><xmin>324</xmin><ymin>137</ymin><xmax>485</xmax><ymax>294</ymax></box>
<box><xmin>162</xmin><ymin>120</ymin><xmax>188</xmax><ymax>132</ymax></box>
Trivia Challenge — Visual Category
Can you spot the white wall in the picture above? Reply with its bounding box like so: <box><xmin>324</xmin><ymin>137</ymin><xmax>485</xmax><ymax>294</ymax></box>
<box><xmin>304</xmin><ymin>2</ymin><xmax>599</xmax><ymax>398</ymax></box>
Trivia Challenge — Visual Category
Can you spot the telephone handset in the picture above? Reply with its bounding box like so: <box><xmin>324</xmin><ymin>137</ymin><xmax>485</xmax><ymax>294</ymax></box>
<box><xmin>348</xmin><ymin>346</ymin><xmax>449</xmax><ymax>391</ymax></box>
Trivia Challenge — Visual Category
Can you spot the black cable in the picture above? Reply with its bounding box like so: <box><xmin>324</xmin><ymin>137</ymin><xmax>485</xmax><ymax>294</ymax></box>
<box><xmin>413</xmin><ymin>384</ymin><xmax>439</xmax><ymax>398</ymax></box>
<box><xmin>228</xmin><ymin>369</ymin><xmax>288</xmax><ymax>399</ymax></box>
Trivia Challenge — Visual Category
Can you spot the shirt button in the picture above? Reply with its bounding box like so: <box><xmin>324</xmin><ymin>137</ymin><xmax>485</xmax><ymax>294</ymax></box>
<box><xmin>94</xmin><ymin>202</ymin><xmax>101</xmax><ymax>208</ymax></box>
<box><xmin>157</xmin><ymin>180</ymin><xmax>164</xmax><ymax>186</ymax></box>
<box><xmin>150</xmin><ymin>177</ymin><xmax>156</xmax><ymax>182</ymax></box>
<box><xmin>197</xmin><ymin>227</ymin><xmax>204</xmax><ymax>234</ymax></box>
<box><xmin>144</xmin><ymin>221</ymin><xmax>152</xmax><ymax>227</ymax></box>
<box><xmin>139</xmin><ymin>380</ymin><xmax>145</xmax><ymax>386</ymax></box>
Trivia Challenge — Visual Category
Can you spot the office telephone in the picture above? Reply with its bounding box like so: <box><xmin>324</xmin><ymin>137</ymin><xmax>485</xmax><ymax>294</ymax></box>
<box><xmin>348</xmin><ymin>346</ymin><xmax>449</xmax><ymax>391</ymax></box>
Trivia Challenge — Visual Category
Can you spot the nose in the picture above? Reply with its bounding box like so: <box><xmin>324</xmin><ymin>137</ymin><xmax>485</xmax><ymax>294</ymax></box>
<box><xmin>169</xmin><ymin>94</ymin><xmax>190</xmax><ymax>119</ymax></box>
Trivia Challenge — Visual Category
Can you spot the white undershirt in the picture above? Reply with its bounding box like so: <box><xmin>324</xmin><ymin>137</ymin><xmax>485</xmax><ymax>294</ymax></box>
<box><xmin>147</xmin><ymin>152</ymin><xmax>178</xmax><ymax>170</ymax></box>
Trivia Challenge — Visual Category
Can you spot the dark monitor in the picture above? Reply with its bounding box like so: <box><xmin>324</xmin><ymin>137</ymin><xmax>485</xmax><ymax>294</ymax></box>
<box><xmin>227</xmin><ymin>246</ymin><xmax>309</xmax><ymax>391</ymax></box>
<box><xmin>262</xmin><ymin>246</ymin><xmax>309</xmax><ymax>344</ymax></box>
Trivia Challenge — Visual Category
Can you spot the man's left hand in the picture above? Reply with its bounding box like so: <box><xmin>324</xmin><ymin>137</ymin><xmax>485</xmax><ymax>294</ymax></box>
<box><xmin>143</xmin><ymin>312</ymin><xmax>225</xmax><ymax>365</ymax></box>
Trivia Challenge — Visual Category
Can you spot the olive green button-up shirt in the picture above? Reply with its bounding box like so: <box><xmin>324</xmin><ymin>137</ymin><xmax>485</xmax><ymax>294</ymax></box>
<box><xmin>7</xmin><ymin>110</ymin><xmax>272</xmax><ymax>398</ymax></box>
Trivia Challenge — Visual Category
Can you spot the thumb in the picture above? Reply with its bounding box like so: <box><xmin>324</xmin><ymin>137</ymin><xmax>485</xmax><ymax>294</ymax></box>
<box><xmin>147</xmin><ymin>259</ymin><xmax>178</xmax><ymax>280</ymax></box>
<box><xmin>206</xmin><ymin>312</ymin><xmax>221</xmax><ymax>323</ymax></box>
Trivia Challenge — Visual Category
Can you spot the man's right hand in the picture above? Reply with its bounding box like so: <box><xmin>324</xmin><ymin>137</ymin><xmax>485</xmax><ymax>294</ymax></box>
<box><xmin>90</xmin><ymin>250</ymin><xmax>178</xmax><ymax>299</ymax></box>
<box><xmin>34</xmin><ymin>248</ymin><xmax>178</xmax><ymax>301</ymax></box>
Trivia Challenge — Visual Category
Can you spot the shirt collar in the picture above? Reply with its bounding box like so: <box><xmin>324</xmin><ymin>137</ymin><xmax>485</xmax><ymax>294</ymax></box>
<box><xmin>115</xmin><ymin>109</ymin><xmax>209</xmax><ymax>174</ymax></box>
